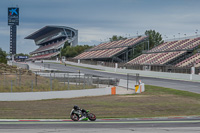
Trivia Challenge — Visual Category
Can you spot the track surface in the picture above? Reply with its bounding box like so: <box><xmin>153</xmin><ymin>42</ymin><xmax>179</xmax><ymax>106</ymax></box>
<box><xmin>35</xmin><ymin>62</ymin><xmax>200</xmax><ymax>93</ymax></box>
<box><xmin>1</xmin><ymin>119</ymin><xmax>200</xmax><ymax>128</ymax></box>
<box><xmin>0</xmin><ymin>119</ymin><xmax>200</xmax><ymax>133</ymax></box>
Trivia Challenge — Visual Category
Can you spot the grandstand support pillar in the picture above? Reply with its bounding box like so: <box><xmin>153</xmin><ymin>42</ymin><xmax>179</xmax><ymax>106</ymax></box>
<box><xmin>131</xmin><ymin>48</ymin><xmax>134</xmax><ymax>59</ymax></box>
<box><xmin>126</xmin><ymin>50</ymin><xmax>128</xmax><ymax>62</ymax></box>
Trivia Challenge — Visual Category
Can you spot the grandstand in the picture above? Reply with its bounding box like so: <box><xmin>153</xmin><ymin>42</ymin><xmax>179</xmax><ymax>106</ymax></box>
<box><xmin>25</xmin><ymin>26</ymin><xmax>78</xmax><ymax>60</ymax></box>
<box><xmin>176</xmin><ymin>53</ymin><xmax>200</xmax><ymax>67</ymax></box>
<box><xmin>126</xmin><ymin>36</ymin><xmax>200</xmax><ymax>67</ymax></box>
<box><xmin>74</xmin><ymin>36</ymin><xmax>148</xmax><ymax>62</ymax></box>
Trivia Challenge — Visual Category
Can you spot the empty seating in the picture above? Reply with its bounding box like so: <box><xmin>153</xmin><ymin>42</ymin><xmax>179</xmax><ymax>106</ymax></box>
<box><xmin>29</xmin><ymin>52</ymin><xmax>60</xmax><ymax>60</ymax></box>
<box><xmin>127</xmin><ymin>51</ymin><xmax>186</xmax><ymax>65</ymax></box>
<box><xmin>148</xmin><ymin>37</ymin><xmax>200</xmax><ymax>53</ymax></box>
<box><xmin>175</xmin><ymin>53</ymin><xmax>200</xmax><ymax>67</ymax></box>
<box><xmin>74</xmin><ymin>36</ymin><xmax>147</xmax><ymax>60</ymax></box>
<box><xmin>74</xmin><ymin>47</ymin><xmax>127</xmax><ymax>59</ymax></box>
<box><xmin>31</xmin><ymin>39</ymin><xmax>66</xmax><ymax>54</ymax></box>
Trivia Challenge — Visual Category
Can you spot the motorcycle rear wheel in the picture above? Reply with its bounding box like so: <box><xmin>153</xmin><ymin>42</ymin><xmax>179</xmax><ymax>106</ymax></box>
<box><xmin>71</xmin><ymin>114</ymin><xmax>79</xmax><ymax>121</ymax></box>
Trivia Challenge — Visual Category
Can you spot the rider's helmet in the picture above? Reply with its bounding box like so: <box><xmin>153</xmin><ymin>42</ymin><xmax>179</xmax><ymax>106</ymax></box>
<box><xmin>73</xmin><ymin>105</ymin><xmax>79</xmax><ymax>110</ymax></box>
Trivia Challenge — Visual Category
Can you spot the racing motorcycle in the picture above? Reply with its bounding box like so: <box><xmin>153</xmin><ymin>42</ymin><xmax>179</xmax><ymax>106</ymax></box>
<box><xmin>70</xmin><ymin>105</ymin><xmax>96</xmax><ymax>121</ymax></box>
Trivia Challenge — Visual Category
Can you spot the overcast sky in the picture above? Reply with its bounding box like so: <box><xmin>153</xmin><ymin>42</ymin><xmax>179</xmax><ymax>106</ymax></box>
<box><xmin>1</xmin><ymin>0</ymin><xmax>200</xmax><ymax>54</ymax></box>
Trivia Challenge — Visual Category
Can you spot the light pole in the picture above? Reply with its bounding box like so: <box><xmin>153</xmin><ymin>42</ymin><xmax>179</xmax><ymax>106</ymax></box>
<box><xmin>195</xmin><ymin>29</ymin><xmax>198</xmax><ymax>37</ymax></box>
<box><xmin>178</xmin><ymin>33</ymin><xmax>180</xmax><ymax>39</ymax></box>
<box><xmin>184</xmin><ymin>34</ymin><xmax>186</xmax><ymax>39</ymax></box>
<box><xmin>164</xmin><ymin>35</ymin><xmax>168</xmax><ymax>40</ymax></box>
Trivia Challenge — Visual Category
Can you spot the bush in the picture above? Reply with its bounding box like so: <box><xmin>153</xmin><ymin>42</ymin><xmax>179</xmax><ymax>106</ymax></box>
<box><xmin>0</xmin><ymin>48</ymin><xmax>7</xmax><ymax>64</ymax></box>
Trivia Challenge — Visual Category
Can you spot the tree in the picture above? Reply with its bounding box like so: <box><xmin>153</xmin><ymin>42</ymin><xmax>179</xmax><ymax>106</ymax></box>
<box><xmin>109</xmin><ymin>35</ymin><xmax>127</xmax><ymax>42</ymax></box>
<box><xmin>63</xmin><ymin>41</ymin><xmax>70</xmax><ymax>48</ymax></box>
<box><xmin>0</xmin><ymin>48</ymin><xmax>7</xmax><ymax>64</ymax></box>
<box><xmin>61</xmin><ymin>45</ymin><xmax>93</xmax><ymax>58</ymax></box>
<box><xmin>15</xmin><ymin>53</ymin><xmax>29</xmax><ymax>57</ymax></box>
<box><xmin>145</xmin><ymin>30</ymin><xmax>164</xmax><ymax>49</ymax></box>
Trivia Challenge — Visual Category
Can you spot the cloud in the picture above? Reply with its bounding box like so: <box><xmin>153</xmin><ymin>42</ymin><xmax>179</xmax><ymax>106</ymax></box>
<box><xmin>1</xmin><ymin>0</ymin><xmax>200</xmax><ymax>54</ymax></box>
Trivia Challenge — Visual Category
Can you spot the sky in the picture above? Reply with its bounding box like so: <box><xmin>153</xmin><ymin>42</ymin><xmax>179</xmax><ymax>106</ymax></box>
<box><xmin>1</xmin><ymin>0</ymin><xmax>200</xmax><ymax>54</ymax></box>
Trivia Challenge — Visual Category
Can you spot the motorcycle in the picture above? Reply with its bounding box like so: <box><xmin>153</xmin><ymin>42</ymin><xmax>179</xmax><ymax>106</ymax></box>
<box><xmin>70</xmin><ymin>107</ymin><xmax>96</xmax><ymax>121</ymax></box>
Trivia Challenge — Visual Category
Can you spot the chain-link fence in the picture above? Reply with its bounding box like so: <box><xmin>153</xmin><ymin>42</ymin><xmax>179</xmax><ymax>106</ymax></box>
<box><xmin>0</xmin><ymin>70</ymin><xmax>118</xmax><ymax>93</ymax></box>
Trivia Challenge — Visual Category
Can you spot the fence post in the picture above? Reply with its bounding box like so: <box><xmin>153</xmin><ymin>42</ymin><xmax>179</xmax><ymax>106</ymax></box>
<box><xmin>16</xmin><ymin>72</ymin><xmax>18</xmax><ymax>86</ymax></box>
<box><xmin>67</xmin><ymin>73</ymin><xmax>69</xmax><ymax>90</ymax></box>
<box><xmin>76</xmin><ymin>75</ymin><xmax>77</xmax><ymax>87</ymax></box>
<box><xmin>19</xmin><ymin>70</ymin><xmax>21</xmax><ymax>86</ymax></box>
<box><xmin>4</xmin><ymin>73</ymin><xmax>5</xmax><ymax>87</ymax></box>
<box><xmin>31</xmin><ymin>80</ymin><xmax>33</xmax><ymax>92</ymax></box>
<box><xmin>83</xmin><ymin>74</ymin><xmax>85</xmax><ymax>89</ymax></box>
<box><xmin>91</xmin><ymin>75</ymin><xmax>93</xmax><ymax>85</ymax></box>
<box><xmin>50</xmin><ymin>78</ymin><xmax>52</xmax><ymax>91</ymax></box>
<box><xmin>11</xmin><ymin>80</ymin><xmax>13</xmax><ymax>92</ymax></box>
<box><xmin>35</xmin><ymin>72</ymin><xmax>38</xmax><ymax>87</ymax></box>
<box><xmin>87</xmin><ymin>75</ymin><xmax>89</xmax><ymax>86</ymax></box>
<box><xmin>64</xmin><ymin>74</ymin><xmax>65</xmax><ymax>87</ymax></box>
<box><xmin>136</xmin><ymin>73</ymin><xmax>139</xmax><ymax>85</ymax></box>
<box><xmin>97</xmin><ymin>77</ymin><xmax>99</xmax><ymax>88</ymax></box>
<box><xmin>108</xmin><ymin>77</ymin><xmax>110</xmax><ymax>87</ymax></box>
<box><xmin>127</xmin><ymin>73</ymin><xmax>129</xmax><ymax>90</ymax></box>
<box><xmin>79</xmin><ymin>70</ymin><xmax>80</xmax><ymax>86</ymax></box>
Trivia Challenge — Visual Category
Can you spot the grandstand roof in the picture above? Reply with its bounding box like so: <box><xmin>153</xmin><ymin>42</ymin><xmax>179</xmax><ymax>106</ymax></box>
<box><xmin>25</xmin><ymin>25</ymin><xmax>77</xmax><ymax>39</ymax></box>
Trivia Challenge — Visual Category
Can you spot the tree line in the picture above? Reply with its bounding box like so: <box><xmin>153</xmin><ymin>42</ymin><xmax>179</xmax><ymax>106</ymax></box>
<box><xmin>61</xmin><ymin>41</ymin><xmax>93</xmax><ymax>58</ymax></box>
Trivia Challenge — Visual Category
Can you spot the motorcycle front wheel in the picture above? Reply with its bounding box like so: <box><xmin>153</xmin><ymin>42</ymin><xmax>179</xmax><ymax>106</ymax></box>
<box><xmin>71</xmin><ymin>114</ymin><xmax>79</xmax><ymax>121</ymax></box>
<box><xmin>88</xmin><ymin>113</ymin><xmax>96</xmax><ymax>121</ymax></box>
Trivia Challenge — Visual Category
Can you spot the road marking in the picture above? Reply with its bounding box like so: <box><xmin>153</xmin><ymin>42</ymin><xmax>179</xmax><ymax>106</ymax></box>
<box><xmin>0</xmin><ymin>120</ymin><xmax>200</xmax><ymax>124</ymax></box>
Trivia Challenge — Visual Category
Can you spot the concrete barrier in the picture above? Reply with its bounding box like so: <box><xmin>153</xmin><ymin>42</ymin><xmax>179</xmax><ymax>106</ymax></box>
<box><xmin>0</xmin><ymin>87</ymin><xmax>111</xmax><ymax>101</ymax></box>
<box><xmin>64</xmin><ymin>61</ymin><xmax>200</xmax><ymax>82</ymax></box>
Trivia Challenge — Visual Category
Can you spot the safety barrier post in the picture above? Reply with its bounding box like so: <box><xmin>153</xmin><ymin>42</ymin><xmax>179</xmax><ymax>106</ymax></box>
<box><xmin>111</xmin><ymin>86</ymin><xmax>116</xmax><ymax>95</ymax></box>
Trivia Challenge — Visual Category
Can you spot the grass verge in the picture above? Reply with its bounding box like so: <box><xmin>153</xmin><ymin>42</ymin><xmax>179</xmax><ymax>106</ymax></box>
<box><xmin>0</xmin><ymin>74</ymin><xmax>96</xmax><ymax>92</ymax></box>
<box><xmin>0</xmin><ymin>85</ymin><xmax>199</xmax><ymax>119</ymax></box>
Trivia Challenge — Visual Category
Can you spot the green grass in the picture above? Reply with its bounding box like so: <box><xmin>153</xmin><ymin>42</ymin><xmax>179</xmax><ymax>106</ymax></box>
<box><xmin>144</xmin><ymin>85</ymin><xmax>200</xmax><ymax>100</ymax></box>
<box><xmin>0</xmin><ymin>85</ymin><xmax>199</xmax><ymax>119</ymax></box>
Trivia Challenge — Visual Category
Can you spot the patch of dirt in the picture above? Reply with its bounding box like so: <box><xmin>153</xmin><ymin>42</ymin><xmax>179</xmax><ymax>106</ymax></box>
<box><xmin>118</xmin><ymin>95</ymin><xmax>151</xmax><ymax>98</ymax></box>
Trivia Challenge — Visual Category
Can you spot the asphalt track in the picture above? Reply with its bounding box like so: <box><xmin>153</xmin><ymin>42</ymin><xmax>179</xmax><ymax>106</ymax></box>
<box><xmin>35</xmin><ymin>62</ymin><xmax>200</xmax><ymax>93</ymax></box>
<box><xmin>1</xmin><ymin>119</ymin><xmax>200</xmax><ymax>133</ymax></box>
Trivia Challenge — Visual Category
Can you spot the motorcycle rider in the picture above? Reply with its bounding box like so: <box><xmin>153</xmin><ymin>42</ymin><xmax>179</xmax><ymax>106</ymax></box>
<box><xmin>73</xmin><ymin>105</ymin><xmax>87</xmax><ymax>119</ymax></box>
